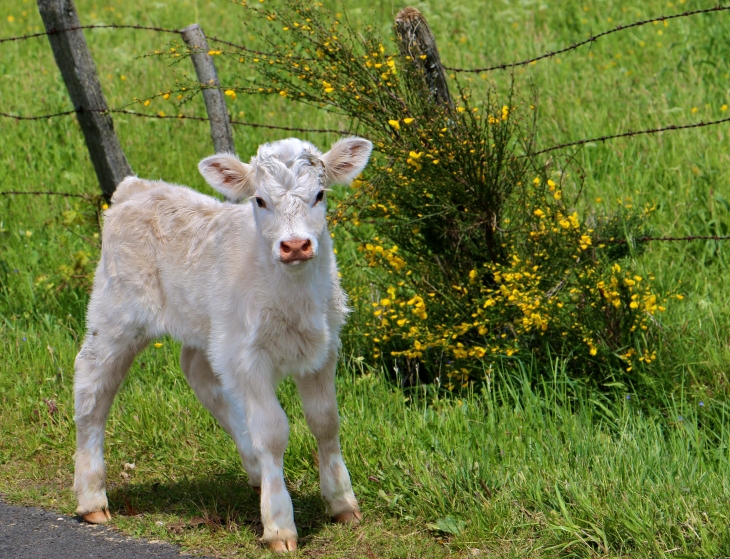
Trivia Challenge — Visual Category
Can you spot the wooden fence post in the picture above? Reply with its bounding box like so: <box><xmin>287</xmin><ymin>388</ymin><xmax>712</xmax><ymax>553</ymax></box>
<box><xmin>181</xmin><ymin>24</ymin><xmax>236</xmax><ymax>155</ymax></box>
<box><xmin>37</xmin><ymin>0</ymin><xmax>133</xmax><ymax>199</ymax></box>
<box><xmin>395</xmin><ymin>7</ymin><xmax>453</xmax><ymax>109</ymax></box>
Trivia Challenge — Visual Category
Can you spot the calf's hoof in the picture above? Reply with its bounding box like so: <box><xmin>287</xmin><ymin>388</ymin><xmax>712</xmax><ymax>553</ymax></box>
<box><xmin>333</xmin><ymin>510</ymin><xmax>362</xmax><ymax>525</ymax></box>
<box><xmin>83</xmin><ymin>509</ymin><xmax>111</xmax><ymax>524</ymax></box>
<box><xmin>268</xmin><ymin>538</ymin><xmax>297</xmax><ymax>552</ymax></box>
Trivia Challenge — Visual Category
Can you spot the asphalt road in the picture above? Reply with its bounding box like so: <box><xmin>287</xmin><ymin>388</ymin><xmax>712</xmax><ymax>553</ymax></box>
<box><xmin>0</xmin><ymin>499</ymin><xmax>218</xmax><ymax>559</ymax></box>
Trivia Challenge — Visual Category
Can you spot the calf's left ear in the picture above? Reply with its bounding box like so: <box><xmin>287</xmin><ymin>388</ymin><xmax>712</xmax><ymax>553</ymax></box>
<box><xmin>321</xmin><ymin>137</ymin><xmax>373</xmax><ymax>186</ymax></box>
<box><xmin>198</xmin><ymin>153</ymin><xmax>254</xmax><ymax>202</ymax></box>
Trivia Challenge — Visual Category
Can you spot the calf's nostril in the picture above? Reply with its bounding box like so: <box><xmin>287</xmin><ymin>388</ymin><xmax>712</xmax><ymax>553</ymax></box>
<box><xmin>302</xmin><ymin>240</ymin><xmax>311</xmax><ymax>252</ymax></box>
<box><xmin>280</xmin><ymin>242</ymin><xmax>292</xmax><ymax>254</ymax></box>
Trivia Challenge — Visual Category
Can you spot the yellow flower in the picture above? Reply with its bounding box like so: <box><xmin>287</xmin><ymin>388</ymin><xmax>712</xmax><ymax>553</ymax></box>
<box><xmin>409</xmin><ymin>151</ymin><xmax>422</xmax><ymax>159</ymax></box>
<box><xmin>163</xmin><ymin>93</ymin><xmax>170</xmax><ymax>100</ymax></box>
<box><xmin>101</xmin><ymin>203</ymin><xmax>109</xmax><ymax>210</ymax></box>
<box><xmin>403</xmin><ymin>117</ymin><xmax>414</xmax><ymax>124</ymax></box>
<box><xmin>722</xmin><ymin>104</ymin><xmax>728</xmax><ymax>112</ymax></box>
<box><xmin>568</xmin><ymin>212</ymin><xmax>580</xmax><ymax>229</ymax></box>
<box><xmin>388</xmin><ymin>119</ymin><xmax>400</xmax><ymax>130</ymax></box>
<box><xmin>533</xmin><ymin>177</ymin><xmax>541</xmax><ymax>186</ymax></box>
<box><xmin>143</xmin><ymin>99</ymin><xmax>151</xmax><ymax>107</ymax></box>
<box><xmin>208</xmin><ymin>50</ymin><xmax>222</xmax><ymax>55</ymax></box>
<box><xmin>534</xmin><ymin>209</ymin><xmax>545</xmax><ymax>217</ymax></box>
<box><xmin>457</xmin><ymin>106</ymin><xmax>466</xmax><ymax>113</ymax></box>
<box><xmin>154</xmin><ymin>342</ymin><xmax>163</xmax><ymax>348</ymax></box>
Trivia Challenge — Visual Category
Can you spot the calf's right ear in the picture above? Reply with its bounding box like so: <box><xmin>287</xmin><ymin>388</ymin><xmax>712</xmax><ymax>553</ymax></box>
<box><xmin>198</xmin><ymin>153</ymin><xmax>254</xmax><ymax>202</ymax></box>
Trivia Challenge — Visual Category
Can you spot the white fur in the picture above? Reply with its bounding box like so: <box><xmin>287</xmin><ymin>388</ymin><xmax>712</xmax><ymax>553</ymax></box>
<box><xmin>73</xmin><ymin>137</ymin><xmax>372</xmax><ymax>546</ymax></box>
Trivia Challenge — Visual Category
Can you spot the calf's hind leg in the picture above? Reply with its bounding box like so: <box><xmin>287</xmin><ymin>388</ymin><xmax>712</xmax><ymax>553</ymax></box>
<box><xmin>179</xmin><ymin>346</ymin><xmax>261</xmax><ymax>489</ymax></box>
<box><xmin>74</xmin><ymin>330</ymin><xmax>147</xmax><ymax>523</ymax></box>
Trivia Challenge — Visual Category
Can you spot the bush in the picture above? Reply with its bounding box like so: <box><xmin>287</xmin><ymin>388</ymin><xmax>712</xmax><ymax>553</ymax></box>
<box><xmin>221</xmin><ymin>0</ymin><xmax>673</xmax><ymax>386</ymax></box>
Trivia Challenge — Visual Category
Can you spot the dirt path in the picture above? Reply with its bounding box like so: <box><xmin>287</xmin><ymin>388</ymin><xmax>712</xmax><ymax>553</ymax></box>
<box><xmin>0</xmin><ymin>499</ymin><xmax>218</xmax><ymax>559</ymax></box>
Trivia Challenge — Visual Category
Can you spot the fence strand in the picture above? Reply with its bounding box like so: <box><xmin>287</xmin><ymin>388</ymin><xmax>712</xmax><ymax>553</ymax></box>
<box><xmin>0</xmin><ymin>24</ymin><xmax>275</xmax><ymax>57</ymax></box>
<box><xmin>2</xmin><ymin>189</ymin><xmax>728</xmax><ymax>246</ymax></box>
<box><xmin>0</xmin><ymin>190</ymin><xmax>94</xmax><ymax>199</ymax></box>
<box><xmin>445</xmin><ymin>4</ymin><xmax>730</xmax><ymax>73</ymax></box>
<box><xmin>0</xmin><ymin>108</ymin><xmax>347</xmax><ymax>135</ymax></box>
<box><xmin>0</xmin><ymin>24</ymin><xmax>180</xmax><ymax>45</ymax></box>
<box><xmin>532</xmin><ymin>116</ymin><xmax>730</xmax><ymax>157</ymax></box>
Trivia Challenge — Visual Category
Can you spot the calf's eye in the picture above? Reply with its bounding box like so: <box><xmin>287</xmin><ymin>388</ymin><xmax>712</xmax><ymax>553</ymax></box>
<box><xmin>315</xmin><ymin>190</ymin><xmax>325</xmax><ymax>204</ymax></box>
<box><xmin>255</xmin><ymin>197</ymin><xmax>266</xmax><ymax>209</ymax></box>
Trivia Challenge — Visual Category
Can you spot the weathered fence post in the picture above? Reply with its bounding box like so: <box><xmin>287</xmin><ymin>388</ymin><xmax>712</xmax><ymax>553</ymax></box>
<box><xmin>37</xmin><ymin>0</ymin><xmax>133</xmax><ymax>199</ymax></box>
<box><xmin>181</xmin><ymin>24</ymin><xmax>236</xmax><ymax>155</ymax></box>
<box><xmin>395</xmin><ymin>7</ymin><xmax>453</xmax><ymax>109</ymax></box>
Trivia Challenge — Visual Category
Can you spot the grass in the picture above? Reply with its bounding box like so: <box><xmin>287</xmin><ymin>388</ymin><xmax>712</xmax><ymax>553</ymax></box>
<box><xmin>1</xmin><ymin>0</ymin><xmax>730</xmax><ymax>556</ymax></box>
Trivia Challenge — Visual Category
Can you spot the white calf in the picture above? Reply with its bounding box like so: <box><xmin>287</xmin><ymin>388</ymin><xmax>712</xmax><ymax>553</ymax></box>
<box><xmin>73</xmin><ymin>137</ymin><xmax>372</xmax><ymax>552</ymax></box>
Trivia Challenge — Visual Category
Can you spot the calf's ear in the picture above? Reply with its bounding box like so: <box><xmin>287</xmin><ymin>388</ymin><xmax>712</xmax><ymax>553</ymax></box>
<box><xmin>321</xmin><ymin>137</ymin><xmax>373</xmax><ymax>186</ymax></box>
<box><xmin>198</xmin><ymin>153</ymin><xmax>254</xmax><ymax>202</ymax></box>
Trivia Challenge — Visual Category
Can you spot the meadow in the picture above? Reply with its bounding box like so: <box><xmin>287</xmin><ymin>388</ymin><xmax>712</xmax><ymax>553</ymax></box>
<box><xmin>1</xmin><ymin>0</ymin><xmax>730</xmax><ymax>556</ymax></box>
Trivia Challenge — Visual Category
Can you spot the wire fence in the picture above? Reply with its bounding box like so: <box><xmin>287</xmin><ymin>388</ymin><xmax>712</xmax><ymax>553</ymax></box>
<box><xmin>1</xmin><ymin>5</ymin><xmax>729</xmax><ymax>247</ymax></box>
<box><xmin>443</xmin><ymin>4</ymin><xmax>730</xmax><ymax>73</ymax></box>
<box><xmin>0</xmin><ymin>108</ymin><xmax>348</xmax><ymax>135</ymax></box>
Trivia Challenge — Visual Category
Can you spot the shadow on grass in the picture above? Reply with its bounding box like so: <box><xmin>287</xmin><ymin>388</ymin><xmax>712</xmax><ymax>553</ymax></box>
<box><xmin>107</xmin><ymin>473</ymin><xmax>329</xmax><ymax>542</ymax></box>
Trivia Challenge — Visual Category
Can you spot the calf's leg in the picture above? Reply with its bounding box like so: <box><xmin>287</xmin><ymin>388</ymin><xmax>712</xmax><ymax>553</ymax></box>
<box><xmin>179</xmin><ymin>345</ymin><xmax>261</xmax><ymax>488</ymax></box>
<box><xmin>294</xmin><ymin>350</ymin><xmax>361</xmax><ymax>523</ymax></box>
<box><xmin>74</xmin><ymin>330</ymin><xmax>146</xmax><ymax>523</ymax></box>
<box><xmin>232</xmin><ymin>359</ymin><xmax>297</xmax><ymax>551</ymax></box>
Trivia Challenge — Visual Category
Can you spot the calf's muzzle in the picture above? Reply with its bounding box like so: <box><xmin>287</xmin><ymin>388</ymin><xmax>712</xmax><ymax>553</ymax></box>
<box><xmin>279</xmin><ymin>238</ymin><xmax>314</xmax><ymax>263</ymax></box>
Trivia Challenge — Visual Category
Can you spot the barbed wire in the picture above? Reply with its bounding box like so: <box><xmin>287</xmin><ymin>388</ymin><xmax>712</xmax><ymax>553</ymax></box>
<box><xmin>445</xmin><ymin>4</ymin><xmax>730</xmax><ymax>73</ymax></box>
<box><xmin>0</xmin><ymin>24</ymin><xmax>179</xmax><ymax>45</ymax></box>
<box><xmin>0</xmin><ymin>108</ymin><xmax>348</xmax><ymax>135</ymax></box>
<box><xmin>531</xmin><ymin>116</ymin><xmax>730</xmax><ymax>157</ymax></box>
<box><xmin>0</xmin><ymin>190</ymin><xmax>94</xmax><ymax>200</ymax></box>
<box><xmin>0</xmin><ymin>23</ymin><xmax>275</xmax><ymax>57</ymax></box>
<box><xmin>608</xmin><ymin>235</ymin><xmax>730</xmax><ymax>244</ymax></box>
<box><xmin>3</xmin><ymin>188</ymin><xmax>729</xmax><ymax>245</ymax></box>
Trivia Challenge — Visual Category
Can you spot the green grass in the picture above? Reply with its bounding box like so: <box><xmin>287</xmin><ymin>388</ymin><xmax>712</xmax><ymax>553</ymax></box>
<box><xmin>2</xmin><ymin>0</ymin><xmax>730</xmax><ymax>556</ymax></box>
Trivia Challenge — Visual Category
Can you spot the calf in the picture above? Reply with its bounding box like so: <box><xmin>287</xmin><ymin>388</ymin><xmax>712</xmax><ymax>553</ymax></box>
<box><xmin>73</xmin><ymin>137</ymin><xmax>372</xmax><ymax>552</ymax></box>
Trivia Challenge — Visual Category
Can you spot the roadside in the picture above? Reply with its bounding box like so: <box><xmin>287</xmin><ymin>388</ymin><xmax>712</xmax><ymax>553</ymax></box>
<box><xmin>0</xmin><ymin>499</ymin><xmax>218</xmax><ymax>559</ymax></box>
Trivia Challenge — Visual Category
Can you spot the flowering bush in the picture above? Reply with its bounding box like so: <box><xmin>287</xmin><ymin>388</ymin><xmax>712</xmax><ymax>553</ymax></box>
<box><xmin>222</xmin><ymin>0</ymin><xmax>672</xmax><ymax>385</ymax></box>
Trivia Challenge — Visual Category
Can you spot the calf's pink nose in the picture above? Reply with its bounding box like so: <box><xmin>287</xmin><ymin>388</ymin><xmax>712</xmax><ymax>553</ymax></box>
<box><xmin>279</xmin><ymin>239</ymin><xmax>314</xmax><ymax>262</ymax></box>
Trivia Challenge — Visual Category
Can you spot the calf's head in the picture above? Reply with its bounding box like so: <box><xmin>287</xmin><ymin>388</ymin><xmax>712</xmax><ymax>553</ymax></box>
<box><xmin>199</xmin><ymin>137</ymin><xmax>372</xmax><ymax>267</ymax></box>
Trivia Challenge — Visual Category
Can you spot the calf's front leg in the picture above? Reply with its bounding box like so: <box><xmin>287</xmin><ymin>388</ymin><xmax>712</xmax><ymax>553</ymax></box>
<box><xmin>294</xmin><ymin>350</ymin><xmax>361</xmax><ymax>524</ymax></box>
<box><xmin>235</xmin><ymin>363</ymin><xmax>298</xmax><ymax>552</ymax></box>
